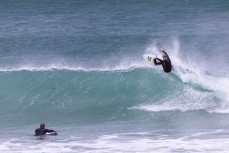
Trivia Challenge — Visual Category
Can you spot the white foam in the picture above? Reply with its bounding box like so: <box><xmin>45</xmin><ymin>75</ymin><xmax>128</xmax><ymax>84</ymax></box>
<box><xmin>172</xmin><ymin>51</ymin><xmax>229</xmax><ymax>107</ymax></box>
<box><xmin>169</xmin><ymin>40</ymin><xmax>229</xmax><ymax>102</ymax></box>
<box><xmin>131</xmin><ymin>86</ymin><xmax>215</xmax><ymax>112</ymax></box>
<box><xmin>142</xmin><ymin>40</ymin><xmax>229</xmax><ymax>113</ymax></box>
<box><xmin>1</xmin><ymin>131</ymin><xmax>229</xmax><ymax>153</ymax></box>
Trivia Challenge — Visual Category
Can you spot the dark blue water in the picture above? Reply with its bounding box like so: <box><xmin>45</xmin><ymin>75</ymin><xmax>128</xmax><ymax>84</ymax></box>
<box><xmin>0</xmin><ymin>0</ymin><xmax>229</xmax><ymax>152</ymax></box>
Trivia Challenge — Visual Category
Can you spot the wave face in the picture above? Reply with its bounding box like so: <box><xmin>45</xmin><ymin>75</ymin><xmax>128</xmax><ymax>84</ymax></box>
<box><xmin>0</xmin><ymin>62</ymin><xmax>228</xmax><ymax>126</ymax></box>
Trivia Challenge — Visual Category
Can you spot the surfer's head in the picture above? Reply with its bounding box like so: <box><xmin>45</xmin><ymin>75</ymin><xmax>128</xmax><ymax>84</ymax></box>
<box><xmin>162</xmin><ymin>54</ymin><xmax>167</xmax><ymax>59</ymax></box>
<box><xmin>40</xmin><ymin>123</ymin><xmax>45</xmax><ymax>129</ymax></box>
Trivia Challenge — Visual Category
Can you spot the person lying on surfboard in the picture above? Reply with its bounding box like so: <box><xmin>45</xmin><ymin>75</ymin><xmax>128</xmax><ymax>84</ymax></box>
<box><xmin>35</xmin><ymin>123</ymin><xmax>57</xmax><ymax>136</ymax></box>
<box><xmin>153</xmin><ymin>48</ymin><xmax>172</xmax><ymax>73</ymax></box>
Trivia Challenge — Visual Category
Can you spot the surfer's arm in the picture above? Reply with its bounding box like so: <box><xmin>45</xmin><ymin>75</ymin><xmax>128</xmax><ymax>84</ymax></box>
<box><xmin>44</xmin><ymin>129</ymin><xmax>56</xmax><ymax>133</ymax></box>
<box><xmin>161</xmin><ymin>50</ymin><xmax>168</xmax><ymax>56</ymax></box>
<box><xmin>154</xmin><ymin>58</ymin><xmax>163</xmax><ymax>65</ymax></box>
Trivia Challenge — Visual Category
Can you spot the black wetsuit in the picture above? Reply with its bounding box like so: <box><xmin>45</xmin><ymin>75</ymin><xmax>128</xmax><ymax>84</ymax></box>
<box><xmin>154</xmin><ymin>50</ymin><xmax>172</xmax><ymax>73</ymax></box>
<box><xmin>35</xmin><ymin>128</ymin><xmax>55</xmax><ymax>136</ymax></box>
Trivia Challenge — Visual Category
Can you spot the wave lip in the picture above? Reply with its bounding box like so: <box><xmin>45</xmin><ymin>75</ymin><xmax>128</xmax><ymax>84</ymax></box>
<box><xmin>0</xmin><ymin>61</ymin><xmax>149</xmax><ymax>72</ymax></box>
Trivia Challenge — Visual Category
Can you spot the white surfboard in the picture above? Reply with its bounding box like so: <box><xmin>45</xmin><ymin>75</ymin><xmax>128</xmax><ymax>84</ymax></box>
<box><xmin>142</xmin><ymin>54</ymin><xmax>163</xmax><ymax>70</ymax></box>
<box><xmin>45</xmin><ymin>132</ymin><xmax>58</xmax><ymax>136</ymax></box>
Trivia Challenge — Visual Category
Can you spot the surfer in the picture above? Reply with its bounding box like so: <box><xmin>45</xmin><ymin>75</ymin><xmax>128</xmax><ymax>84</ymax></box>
<box><xmin>153</xmin><ymin>48</ymin><xmax>172</xmax><ymax>73</ymax></box>
<box><xmin>35</xmin><ymin>123</ymin><xmax>57</xmax><ymax>136</ymax></box>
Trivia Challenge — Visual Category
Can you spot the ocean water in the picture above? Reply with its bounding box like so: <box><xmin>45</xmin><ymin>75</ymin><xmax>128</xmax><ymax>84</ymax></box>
<box><xmin>0</xmin><ymin>0</ymin><xmax>229</xmax><ymax>152</ymax></box>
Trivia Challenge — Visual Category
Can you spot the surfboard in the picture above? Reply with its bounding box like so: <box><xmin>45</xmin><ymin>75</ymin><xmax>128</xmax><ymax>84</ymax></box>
<box><xmin>45</xmin><ymin>132</ymin><xmax>58</xmax><ymax>136</ymax></box>
<box><xmin>142</xmin><ymin>54</ymin><xmax>163</xmax><ymax>70</ymax></box>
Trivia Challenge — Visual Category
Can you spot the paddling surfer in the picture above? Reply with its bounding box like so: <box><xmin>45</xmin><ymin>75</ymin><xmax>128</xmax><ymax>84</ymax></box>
<box><xmin>35</xmin><ymin>123</ymin><xmax>57</xmax><ymax>136</ymax></box>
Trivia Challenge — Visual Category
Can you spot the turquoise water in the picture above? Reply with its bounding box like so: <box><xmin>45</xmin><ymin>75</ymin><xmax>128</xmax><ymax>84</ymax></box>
<box><xmin>0</xmin><ymin>0</ymin><xmax>229</xmax><ymax>152</ymax></box>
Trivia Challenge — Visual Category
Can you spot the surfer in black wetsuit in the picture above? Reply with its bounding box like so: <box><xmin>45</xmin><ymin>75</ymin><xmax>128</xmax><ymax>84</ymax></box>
<box><xmin>35</xmin><ymin>123</ymin><xmax>57</xmax><ymax>136</ymax></box>
<box><xmin>153</xmin><ymin>48</ymin><xmax>172</xmax><ymax>73</ymax></box>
